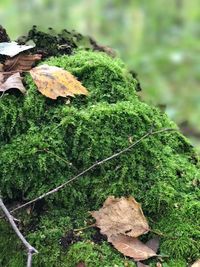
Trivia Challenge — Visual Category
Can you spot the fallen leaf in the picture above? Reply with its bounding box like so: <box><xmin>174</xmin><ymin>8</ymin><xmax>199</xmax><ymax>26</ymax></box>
<box><xmin>191</xmin><ymin>259</ymin><xmax>200</xmax><ymax>267</ymax></box>
<box><xmin>30</xmin><ymin>64</ymin><xmax>88</xmax><ymax>99</ymax></box>
<box><xmin>0</xmin><ymin>41</ymin><xmax>35</xmax><ymax>57</ymax></box>
<box><xmin>137</xmin><ymin>262</ymin><xmax>149</xmax><ymax>267</ymax></box>
<box><xmin>91</xmin><ymin>196</ymin><xmax>149</xmax><ymax>239</ymax></box>
<box><xmin>0</xmin><ymin>72</ymin><xmax>26</xmax><ymax>94</ymax></box>
<box><xmin>4</xmin><ymin>54</ymin><xmax>42</xmax><ymax>73</ymax></box>
<box><xmin>145</xmin><ymin>237</ymin><xmax>160</xmax><ymax>253</ymax></box>
<box><xmin>110</xmin><ymin>234</ymin><xmax>156</xmax><ymax>261</ymax></box>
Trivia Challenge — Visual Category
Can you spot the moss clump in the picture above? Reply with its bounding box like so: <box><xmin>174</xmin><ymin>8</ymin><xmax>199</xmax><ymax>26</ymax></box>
<box><xmin>0</xmin><ymin>50</ymin><xmax>199</xmax><ymax>267</ymax></box>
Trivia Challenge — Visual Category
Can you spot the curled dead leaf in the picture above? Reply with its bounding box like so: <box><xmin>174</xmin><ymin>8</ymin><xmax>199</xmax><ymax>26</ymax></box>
<box><xmin>0</xmin><ymin>72</ymin><xmax>26</xmax><ymax>94</ymax></box>
<box><xmin>4</xmin><ymin>54</ymin><xmax>42</xmax><ymax>73</ymax></box>
<box><xmin>91</xmin><ymin>196</ymin><xmax>149</xmax><ymax>239</ymax></box>
<box><xmin>110</xmin><ymin>234</ymin><xmax>156</xmax><ymax>261</ymax></box>
<box><xmin>30</xmin><ymin>64</ymin><xmax>88</xmax><ymax>99</ymax></box>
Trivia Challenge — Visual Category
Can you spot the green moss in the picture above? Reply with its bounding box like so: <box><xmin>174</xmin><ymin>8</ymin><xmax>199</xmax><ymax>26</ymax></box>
<box><xmin>0</xmin><ymin>50</ymin><xmax>199</xmax><ymax>266</ymax></box>
<box><xmin>43</xmin><ymin>50</ymin><xmax>138</xmax><ymax>105</ymax></box>
<box><xmin>66</xmin><ymin>241</ymin><xmax>136</xmax><ymax>267</ymax></box>
<box><xmin>162</xmin><ymin>259</ymin><xmax>187</xmax><ymax>267</ymax></box>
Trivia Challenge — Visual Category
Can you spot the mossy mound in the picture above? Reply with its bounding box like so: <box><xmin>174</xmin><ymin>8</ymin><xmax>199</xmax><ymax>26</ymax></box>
<box><xmin>0</xmin><ymin>50</ymin><xmax>199</xmax><ymax>267</ymax></box>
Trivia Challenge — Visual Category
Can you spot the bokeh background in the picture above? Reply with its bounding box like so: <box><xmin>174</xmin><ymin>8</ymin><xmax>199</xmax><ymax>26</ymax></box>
<box><xmin>0</xmin><ymin>0</ymin><xmax>199</xmax><ymax>150</ymax></box>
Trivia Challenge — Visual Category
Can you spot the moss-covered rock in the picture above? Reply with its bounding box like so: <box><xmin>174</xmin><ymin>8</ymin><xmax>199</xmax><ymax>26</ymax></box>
<box><xmin>0</xmin><ymin>50</ymin><xmax>199</xmax><ymax>267</ymax></box>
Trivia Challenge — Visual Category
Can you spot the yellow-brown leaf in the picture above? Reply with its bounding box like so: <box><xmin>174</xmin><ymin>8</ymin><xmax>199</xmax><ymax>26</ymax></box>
<box><xmin>30</xmin><ymin>64</ymin><xmax>88</xmax><ymax>99</ymax></box>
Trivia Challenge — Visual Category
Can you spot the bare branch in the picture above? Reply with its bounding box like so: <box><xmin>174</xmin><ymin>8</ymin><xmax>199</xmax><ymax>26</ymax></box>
<box><xmin>27</xmin><ymin>251</ymin><xmax>34</xmax><ymax>267</ymax></box>
<box><xmin>0</xmin><ymin>197</ymin><xmax>38</xmax><ymax>267</ymax></box>
<box><xmin>5</xmin><ymin>127</ymin><xmax>176</xmax><ymax>215</ymax></box>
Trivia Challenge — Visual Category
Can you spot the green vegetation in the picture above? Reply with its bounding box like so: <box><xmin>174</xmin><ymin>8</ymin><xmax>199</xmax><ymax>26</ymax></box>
<box><xmin>1</xmin><ymin>0</ymin><xmax>199</xmax><ymax>150</ymax></box>
<box><xmin>0</xmin><ymin>50</ymin><xmax>199</xmax><ymax>266</ymax></box>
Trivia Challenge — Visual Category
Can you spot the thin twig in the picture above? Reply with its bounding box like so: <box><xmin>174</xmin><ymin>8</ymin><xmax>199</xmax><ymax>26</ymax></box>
<box><xmin>41</xmin><ymin>148</ymin><xmax>71</xmax><ymax>166</ymax></box>
<box><xmin>27</xmin><ymin>251</ymin><xmax>33</xmax><ymax>267</ymax></box>
<box><xmin>150</xmin><ymin>229</ymin><xmax>165</xmax><ymax>237</ymax></box>
<box><xmin>0</xmin><ymin>197</ymin><xmax>38</xmax><ymax>267</ymax></box>
<box><xmin>6</xmin><ymin>127</ymin><xmax>176</xmax><ymax>215</ymax></box>
<box><xmin>74</xmin><ymin>223</ymin><xmax>96</xmax><ymax>232</ymax></box>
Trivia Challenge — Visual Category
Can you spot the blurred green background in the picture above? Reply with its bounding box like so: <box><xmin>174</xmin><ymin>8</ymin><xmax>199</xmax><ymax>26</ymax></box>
<box><xmin>0</xmin><ymin>0</ymin><xmax>199</xmax><ymax>150</ymax></box>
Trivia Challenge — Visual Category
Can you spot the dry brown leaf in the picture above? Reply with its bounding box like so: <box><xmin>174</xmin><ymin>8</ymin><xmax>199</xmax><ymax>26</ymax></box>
<box><xmin>29</xmin><ymin>64</ymin><xmax>88</xmax><ymax>99</ymax></box>
<box><xmin>191</xmin><ymin>259</ymin><xmax>200</xmax><ymax>267</ymax></box>
<box><xmin>0</xmin><ymin>72</ymin><xmax>26</xmax><ymax>94</ymax></box>
<box><xmin>145</xmin><ymin>237</ymin><xmax>160</xmax><ymax>253</ymax></box>
<box><xmin>4</xmin><ymin>54</ymin><xmax>42</xmax><ymax>73</ymax></box>
<box><xmin>110</xmin><ymin>234</ymin><xmax>156</xmax><ymax>261</ymax></box>
<box><xmin>91</xmin><ymin>196</ymin><xmax>149</xmax><ymax>239</ymax></box>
